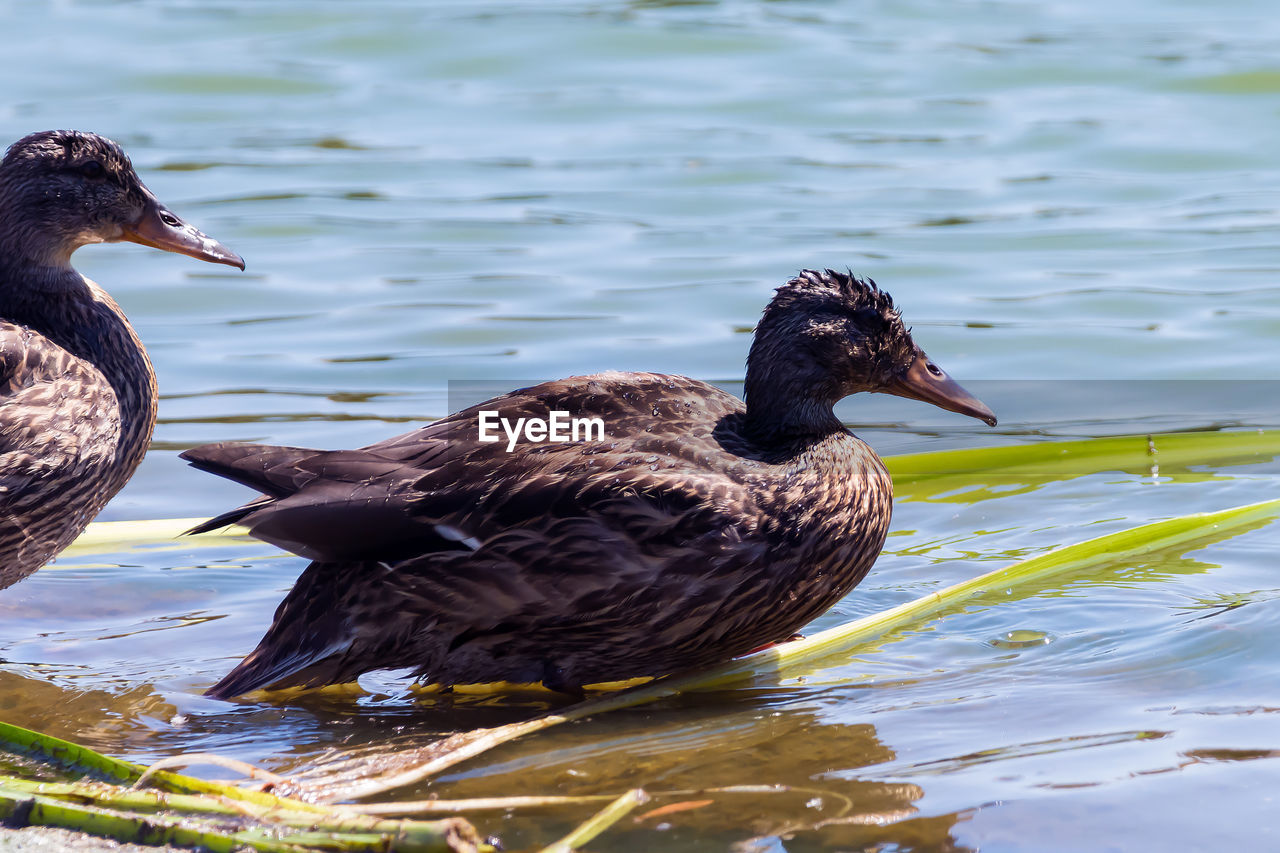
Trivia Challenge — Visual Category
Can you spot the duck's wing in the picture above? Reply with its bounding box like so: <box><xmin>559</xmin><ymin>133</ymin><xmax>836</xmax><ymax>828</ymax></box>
<box><xmin>0</xmin><ymin>324</ymin><xmax>120</xmax><ymax>587</ymax></box>
<box><xmin>179</xmin><ymin>435</ymin><xmax>457</xmax><ymax>560</ymax></box>
<box><xmin>181</xmin><ymin>372</ymin><xmax>749</xmax><ymax>563</ymax></box>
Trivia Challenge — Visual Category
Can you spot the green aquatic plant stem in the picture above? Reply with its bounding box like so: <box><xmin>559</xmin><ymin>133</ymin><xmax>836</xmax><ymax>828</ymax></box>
<box><xmin>0</xmin><ymin>724</ymin><xmax>485</xmax><ymax>851</ymax></box>
<box><xmin>691</xmin><ymin>496</ymin><xmax>1280</xmax><ymax>688</ymax></box>
<box><xmin>0</xmin><ymin>788</ymin><xmax>306</xmax><ymax>853</ymax></box>
<box><xmin>0</xmin><ymin>721</ymin><xmax>143</xmax><ymax>785</ymax></box>
<box><xmin>1</xmin><ymin>776</ymin><xmax>425</xmax><ymax>831</ymax></box>
<box><xmin>537</xmin><ymin>789</ymin><xmax>649</xmax><ymax>853</ymax></box>
<box><xmin>350</xmin><ymin>785</ymin><xmax>808</xmax><ymax>817</ymax></box>
<box><xmin>301</xmin><ymin>498</ymin><xmax>1280</xmax><ymax>801</ymax></box>
<box><xmin>59</xmin><ymin>517</ymin><xmax>252</xmax><ymax>558</ymax></box>
<box><xmin>886</xmin><ymin>429</ymin><xmax>1280</xmax><ymax>502</ymax></box>
<box><xmin>2</xmin><ymin>776</ymin><xmax>299</xmax><ymax>820</ymax></box>
<box><xmin>0</xmin><ymin>783</ymin><xmax>482</xmax><ymax>852</ymax></box>
<box><xmin>0</xmin><ymin>777</ymin><xmax>484</xmax><ymax>853</ymax></box>
<box><xmin>0</xmin><ymin>720</ymin><xmax>329</xmax><ymax>812</ymax></box>
<box><xmin>886</xmin><ymin>429</ymin><xmax>1280</xmax><ymax>481</ymax></box>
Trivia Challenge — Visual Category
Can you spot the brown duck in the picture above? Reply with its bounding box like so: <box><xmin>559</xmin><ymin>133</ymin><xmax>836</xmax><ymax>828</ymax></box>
<box><xmin>0</xmin><ymin>130</ymin><xmax>243</xmax><ymax>590</ymax></box>
<box><xmin>185</xmin><ymin>270</ymin><xmax>995</xmax><ymax>699</ymax></box>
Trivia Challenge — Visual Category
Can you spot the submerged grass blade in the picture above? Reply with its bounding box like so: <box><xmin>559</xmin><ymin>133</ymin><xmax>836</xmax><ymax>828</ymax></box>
<box><xmin>131</xmin><ymin>753</ymin><xmax>288</xmax><ymax>789</ymax></box>
<box><xmin>886</xmin><ymin>429</ymin><xmax>1280</xmax><ymax>501</ymax></box>
<box><xmin>887</xmin><ymin>429</ymin><xmax>1280</xmax><ymax>481</ymax></box>
<box><xmin>537</xmin><ymin>789</ymin><xmax>649</xmax><ymax>853</ymax></box>
<box><xmin>350</xmin><ymin>785</ymin><xmax>815</xmax><ymax>818</ymax></box>
<box><xmin>60</xmin><ymin>517</ymin><xmax>252</xmax><ymax>558</ymax></box>
<box><xmin>352</xmin><ymin>794</ymin><xmax>622</xmax><ymax>815</ymax></box>
<box><xmin>302</xmin><ymin>498</ymin><xmax>1280</xmax><ymax>801</ymax></box>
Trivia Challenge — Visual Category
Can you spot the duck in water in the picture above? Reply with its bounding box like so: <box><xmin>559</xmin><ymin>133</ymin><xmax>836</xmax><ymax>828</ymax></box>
<box><xmin>0</xmin><ymin>130</ymin><xmax>243</xmax><ymax>590</ymax></box>
<box><xmin>185</xmin><ymin>270</ymin><xmax>994</xmax><ymax>699</ymax></box>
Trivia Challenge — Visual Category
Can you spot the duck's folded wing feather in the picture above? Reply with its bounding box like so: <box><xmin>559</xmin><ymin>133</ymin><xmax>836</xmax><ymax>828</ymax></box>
<box><xmin>0</xmin><ymin>325</ymin><xmax>121</xmax><ymax>584</ymax></box>
<box><xmin>180</xmin><ymin>440</ymin><xmax>458</xmax><ymax>560</ymax></box>
<box><xmin>182</xmin><ymin>373</ymin><xmax>752</xmax><ymax>563</ymax></box>
<box><xmin>0</xmin><ymin>325</ymin><xmax>120</xmax><ymax>488</ymax></box>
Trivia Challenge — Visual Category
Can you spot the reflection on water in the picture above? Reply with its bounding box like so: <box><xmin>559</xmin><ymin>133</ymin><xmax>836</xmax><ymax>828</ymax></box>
<box><xmin>288</xmin><ymin>698</ymin><xmax>953</xmax><ymax>852</ymax></box>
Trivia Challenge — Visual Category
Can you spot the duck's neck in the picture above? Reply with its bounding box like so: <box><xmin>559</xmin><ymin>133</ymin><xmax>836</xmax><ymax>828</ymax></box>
<box><xmin>0</xmin><ymin>261</ymin><xmax>157</xmax><ymax>459</ymax></box>
<box><xmin>742</xmin><ymin>368</ymin><xmax>845</xmax><ymax>444</ymax></box>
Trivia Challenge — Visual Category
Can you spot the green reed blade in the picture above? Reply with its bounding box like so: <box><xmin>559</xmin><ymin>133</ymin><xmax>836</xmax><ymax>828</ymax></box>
<box><xmin>60</xmin><ymin>517</ymin><xmax>252</xmax><ymax>558</ymax></box>
<box><xmin>886</xmin><ymin>429</ymin><xmax>1280</xmax><ymax>502</ymax></box>
<box><xmin>537</xmin><ymin>789</ymin><xmax>649</xmax><ymax>853</ymax></box>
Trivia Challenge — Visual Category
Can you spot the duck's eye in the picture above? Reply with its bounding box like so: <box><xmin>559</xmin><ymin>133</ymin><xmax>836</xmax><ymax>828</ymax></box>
<box><xmin>79</xmin><ymin>160</ymin><xmax>105</xmax><ymax>180</ymax></box>
<box><xmin>926</xmin><ymin>361</ymin><xmax>943</xmax><ymax>377</ymax></box>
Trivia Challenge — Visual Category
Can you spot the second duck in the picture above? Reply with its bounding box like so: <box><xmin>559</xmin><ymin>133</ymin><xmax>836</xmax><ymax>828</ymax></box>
<box><xmin>185</xmin><ymin>269</ymin><xmax>996</xmax><ymax>699</ymax></box>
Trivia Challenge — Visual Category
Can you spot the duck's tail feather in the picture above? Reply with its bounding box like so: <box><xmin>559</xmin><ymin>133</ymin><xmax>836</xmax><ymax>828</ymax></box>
<box><xmin>183</xmin><ymin>496</ymin><xmax>273</xmax><ymax>536</ymax></box>
<box><xmin>181</xmin><ymin>441</ymin><xmax>428</xmax><ymax>561</ymax></box>
<box><xmin>180</xmin><ymin>442</ymin><xmax>320</xmax><ymax>498</ymax></box>
<box><xmin>205</xmin><ymin>634</ymin><xmax>357</xmax><ymax>700</ymax></box>
<box><xmin>205</xmin><ymin>561</ymin><xmax>373</xmax><ymax>700</ymax></box>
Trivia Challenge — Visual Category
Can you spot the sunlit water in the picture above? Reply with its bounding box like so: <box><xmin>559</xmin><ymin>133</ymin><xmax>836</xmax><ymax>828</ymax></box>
<box><xmin>3</xmin><ymin>1</ymin><xmax>1280</xmax><ymax>850</ymax></box>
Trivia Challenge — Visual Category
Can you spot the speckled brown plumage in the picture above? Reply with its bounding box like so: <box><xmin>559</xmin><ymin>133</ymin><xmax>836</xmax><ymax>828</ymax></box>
<box><xmin>0</xmin><ymin>130</ymin><xmax>242</xmax><ymax>590</ymax></box>
<box><xmin>185</xmin><ymin>270</ymin><xmax>996</xmax><ymax>699</ymax></box>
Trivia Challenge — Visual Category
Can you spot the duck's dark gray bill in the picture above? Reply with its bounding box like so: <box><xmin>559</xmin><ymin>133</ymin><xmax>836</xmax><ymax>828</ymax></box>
<box><xmin>120</xmin><ymin>201</ymin><xmax>245</xmax><ymax>270</ymax></box>
<box><xmin>880</xmin><ymin>347</ymin><xmax>997</xmax><ymax>426</ymax></box>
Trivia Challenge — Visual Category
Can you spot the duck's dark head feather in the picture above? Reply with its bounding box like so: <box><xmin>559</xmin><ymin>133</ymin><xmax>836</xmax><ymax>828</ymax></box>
<box><xmin>0</xmin><ymin>130</ymin><xmax>243</xmax><ymax>272</ymax></box>
<box><xmin>744</xmin><ymin>269</ymin><xmax>917</xmax><ymax>435</ymax></box>
<box><xmin>2</xmin><ymin>130</ymin><xmax>135</xmax><ymax>176</ymax></box>
<box><xmin>2</xmin><ymin>131</ymin><xmax>148</xmax><ymax>266</ymax></box>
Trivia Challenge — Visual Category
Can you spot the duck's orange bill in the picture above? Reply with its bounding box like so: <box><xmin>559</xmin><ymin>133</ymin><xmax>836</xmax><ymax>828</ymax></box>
<box><xmin>881</xmin><ymin>347</ymin><xmax>997</xmax><ymax>426</ymax></box>
<box><xmin>121</xmin><ymin>200</ymin><xmax>245</xmax><ymax>270</ymax></box>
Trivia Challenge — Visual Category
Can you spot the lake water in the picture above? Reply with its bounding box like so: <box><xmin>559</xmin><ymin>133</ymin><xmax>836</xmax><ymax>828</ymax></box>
<box><xmin>2</xmin><ymin>1</ymin><xmax>1279</xmax><ymax>851</ymax></box>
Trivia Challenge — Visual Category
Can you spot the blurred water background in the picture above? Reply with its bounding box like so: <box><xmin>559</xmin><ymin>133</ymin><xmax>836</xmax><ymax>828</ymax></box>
<box><xmin>2</xmin><ymin>1</ymin><xmax>1279</xmax><ymax>850</ymax></box>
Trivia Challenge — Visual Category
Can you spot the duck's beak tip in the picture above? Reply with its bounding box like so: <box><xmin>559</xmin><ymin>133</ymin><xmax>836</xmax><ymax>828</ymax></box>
<box><xmin>883</xmin><ymin>348</ymin><xmax>997</xmax><ymax>427</ymax></box>
<box><xmin>121</xmin><ymin>201</ymin><xmax>244</xmax><ymax>271</ymax></box>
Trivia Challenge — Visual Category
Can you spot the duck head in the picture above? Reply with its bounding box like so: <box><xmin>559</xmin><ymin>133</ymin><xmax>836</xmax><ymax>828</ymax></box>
<box><xmin>744</xmin><ymin>269</ymin><xmax>995</xmax><ymax>436</ymax></box>
<box><xmin>0</xmin><ymin>130</ymin><xmax>243</xmax><ymax>272</ymax></box>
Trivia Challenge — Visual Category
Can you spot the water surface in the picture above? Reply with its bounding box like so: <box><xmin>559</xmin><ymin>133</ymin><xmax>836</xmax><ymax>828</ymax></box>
<box><xmin>2</xmin><ymin>2</ymin><xmax>1279</xmax><ymax>850</ymax></box>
